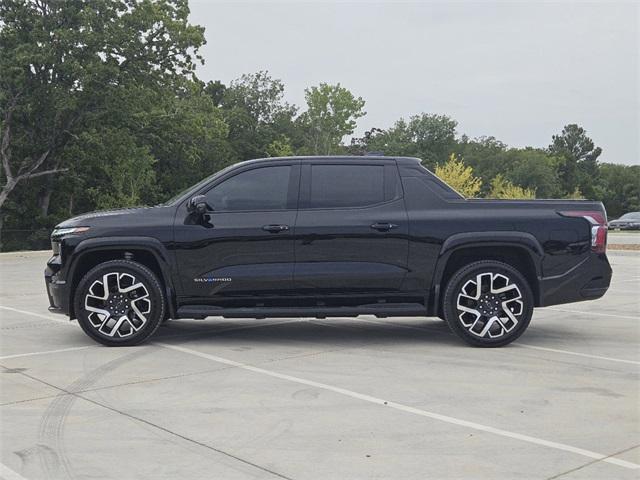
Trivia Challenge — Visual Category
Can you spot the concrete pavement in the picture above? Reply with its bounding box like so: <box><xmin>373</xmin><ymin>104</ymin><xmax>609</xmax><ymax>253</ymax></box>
<box><xmin>1</xmin><ymin>251</ymin><xmax>638</xmax><ymax>479</ymax></box>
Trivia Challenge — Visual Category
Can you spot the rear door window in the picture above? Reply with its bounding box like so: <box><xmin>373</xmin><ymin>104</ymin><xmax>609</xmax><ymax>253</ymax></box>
<box><xmin>309</xmin><ymin>164</ymin><xmax>385</xmax><ymax>208</ymax></box>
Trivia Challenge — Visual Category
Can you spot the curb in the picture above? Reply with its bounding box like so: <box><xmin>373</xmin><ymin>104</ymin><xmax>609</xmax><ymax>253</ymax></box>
<box><xmin>607</xmin><ymin>250</ymin><xmax>640</xmax><ymax>257</ymax></box>
<box><xmin>0</xmin><ymin>250</ymin><xmax>50</xmax><ymax>257</ymax></box>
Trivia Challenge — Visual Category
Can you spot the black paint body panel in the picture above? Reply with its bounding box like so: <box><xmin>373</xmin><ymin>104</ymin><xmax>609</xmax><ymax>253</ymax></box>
<box><xmin>45</xmin><ymin>156</ymin><xmax>612</xmax><ymax>320</ymax></box>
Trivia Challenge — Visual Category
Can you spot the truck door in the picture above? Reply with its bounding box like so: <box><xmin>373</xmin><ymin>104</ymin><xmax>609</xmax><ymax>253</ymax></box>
<box><xmin>173</xmin><ymin>162</ymin><xmax>300</xmax><ymax>304</ymax></box>
<box><xmin>293</xmin><ymin>159</ymin><xmax>409</xmax><ymax>294</ymax></box>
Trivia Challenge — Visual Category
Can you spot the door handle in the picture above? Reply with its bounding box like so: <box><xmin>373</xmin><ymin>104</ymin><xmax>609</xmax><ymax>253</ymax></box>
<box><xmin>262</xmin><ymin>224</ymin><xmax>289</xmax><ymax>233</ymax></box>
<box><xmin>370</xmin><ymin>222</ymin><xmax>398</xmax><ymax>231</ymax></box>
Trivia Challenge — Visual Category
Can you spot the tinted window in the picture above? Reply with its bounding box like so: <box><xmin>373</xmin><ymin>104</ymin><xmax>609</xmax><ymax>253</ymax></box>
<box><xmin>310</xmin><ymin>165</ymin><xmax>384</xmax><ymax>208</ymax></box>
<box><xmin>205</xmin><ymin>166</ymin><xmax>291</xmax><ymax>211</ymax></box>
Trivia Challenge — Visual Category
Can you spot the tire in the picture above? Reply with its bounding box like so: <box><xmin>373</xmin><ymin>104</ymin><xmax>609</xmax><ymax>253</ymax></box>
<box><xmin>74</xmin><ymin>260</ymin><xmax>165</xmax><ymax>346</ymax></box>
<box><xmin>443</xmin><ymin>260</ymin><xmax>533</xmax><ymax>347</ymax></box>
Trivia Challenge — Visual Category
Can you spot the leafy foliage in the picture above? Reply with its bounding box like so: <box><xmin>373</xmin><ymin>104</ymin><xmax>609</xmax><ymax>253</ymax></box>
<box><xmin>435</xmin><ymin>154</ymin><xmax>482</xmax><ymax>198</ymax></box>
<box><xmin>564</xmin><ymin>188</ymin><xmax>585</xmax><ymax>200</ymax></box>
<box><xmin>501</xmin><ymin>149</ymin><xmax>562</xmax><ymax>199</ymax></box>
<box><xmin>595</xmin><ymin>163</ymin><xmax>640</xmax><ymax>216</ymax></box>
<box><xmin>266</xmin><ymin>136</ymin><xmax>294</xmax><ymax>157</ymax></box>
<box><xmin>488</xmin><ymin>174</ymin><xmax>536</xmax><ymax>199</ymax></box>
<box><xmin>298</xmin><ymin>83</ymin><xmax>365</xmax><ymax>155</ymax></box>
<box><xmin>0</xmin><ymin>0</ymin><xmax>209</xmax><ymax>248</ymax></box>
<box><xmin>549</xmin><ymin>124</ymin><xmax>602</xmax><ymax>198</ymax></box>
<box><xmin>363</xmin><ymin>114</ymin><xmax>457</xmax><ymax>169</ymax></box>
<box><xmin>0</xmin><ymin>0</ymin><xmax>205</xmax><ymax>202</ymax></box>
<box><xmin>0</xmin><ymin>0</ymin><xmax>636</xmax><ymax>250</ymax></box>
<box><xmin>218</xmin><ymin>71</ymin><xmax>297</xmax><ymax>161</ymax></box>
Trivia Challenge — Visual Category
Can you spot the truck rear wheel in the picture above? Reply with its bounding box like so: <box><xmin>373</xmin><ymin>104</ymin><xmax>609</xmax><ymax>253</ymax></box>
<box><xmin>443</xmin><ymin>260</ymin><xmax>533</xmax><ymax>347</ymax></box>
<box><xmin>74</xmin><ymin>260</ymin><xmax>165</xmax><ymax>346</ymax></box>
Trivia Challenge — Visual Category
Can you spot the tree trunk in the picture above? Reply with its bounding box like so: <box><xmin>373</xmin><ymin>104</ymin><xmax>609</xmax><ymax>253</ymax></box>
<box><xmin>38</xmin><ymin>179</ymin><xmax>55</xmax><ymax>217</ymax></box>
<box><xmin>0</xmin><ymin>180</ymin><xmax>16</xmax><ymax>251</ymax></box>
<box><xmin>0</xmin><ymin>178</ymin><xmax>18</xmax><ymax>210</ymax></box>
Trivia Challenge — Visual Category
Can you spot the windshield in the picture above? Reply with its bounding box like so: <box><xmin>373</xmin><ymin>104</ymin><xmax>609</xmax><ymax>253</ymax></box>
<box><xmin>618</xmin><ymin>212</ymin><xmax>640</xmax><ymax>220</ymax></box>
<box><xmin>160</xmin><ymin>164</ymin><xmax>236</xmax><ymax>206</ymax></box>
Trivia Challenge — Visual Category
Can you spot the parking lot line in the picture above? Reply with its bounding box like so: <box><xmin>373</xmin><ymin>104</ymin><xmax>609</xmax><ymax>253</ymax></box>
<box><xmin>2</xmin><ymin>302</ymin><xmax>636</xmax><ymax>367</ymax></box>
<box><xmin>7</xmin><ymin>367</ymin><xmax>293</xmax><ymax>480</ymax></box>
<box><xmin>540</xmin><ymin>307</ymin><xmax>638</xmax><ymax>320</ymax></box>
<box><xmin>0</xmin><ymin>318</ymin><xmax>305</xmax><ymax>362</ymax></box>
<box><xmin>0</xmin><ymin>462</ymin><xmax>28</xmax><ymax>480</ymax></box>
<box><xmin>350</xmin><ymin>317</ymin><xmax>639</xmax><ymax>366</ymax></box>
<box><xmin>157</xmin><ymin>341</ymin><xmax>640</xmax><ymax>470</ymax></box>
<box><xmin>616</xmin><ymin>277</ymin><xmax>640</xmax><ymax>283</ymax></box>
<box><xmin>0</xmin><ymin>346</ymin><xmax>92</xmax><ymax>361</ymax></box>
<box><xmin>0</xmin><ymin>305</ymin><xmax>72</xmax><ymax>325</ymax></box>
<box><xmin>515</xmin><ymin>344</ymin><xmax>640</xmax><ymax>365</ymax></box>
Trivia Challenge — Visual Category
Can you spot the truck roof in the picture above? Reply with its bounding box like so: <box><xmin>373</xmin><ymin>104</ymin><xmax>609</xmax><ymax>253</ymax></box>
<box><xmin>234</xmin><ymin>155</ymin><xmax>423</xmax><ymax>167</ymax></box>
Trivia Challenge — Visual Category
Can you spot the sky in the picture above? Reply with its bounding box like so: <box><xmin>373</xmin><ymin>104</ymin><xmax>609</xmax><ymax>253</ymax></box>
<box><xmin>189</xmin><ymin>0</ymin><xmax>639</xmax><ymax>165</ymax></box>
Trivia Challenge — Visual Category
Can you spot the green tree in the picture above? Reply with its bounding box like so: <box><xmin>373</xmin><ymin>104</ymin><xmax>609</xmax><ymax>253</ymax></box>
<box><xmin>595</xmin><ymin>163</ymin><xmax>640</xmax><ymax>218</ymax></box>
<box><xmin>364</xmin><ymin>114</ymin><xmax>457</xmax><ymax>168</ymax></box>
<box><xmin>503</xmin><ymin>148</ymin><xmax>563</xmax><ymax>198</ymax></box>
<box><xmin>454</xmin><ymin>136</ymin><xmax>508</xmax><ymax>195</ymax></box>
<box><xmin>456</xmin><ymin>139</ymin><xmax>564</xmax><ymax>198</ymax></box>
<box><xmin>82</xmin><ymin>128</ymin><xmax>157</xmax><ymax>209</ymax></box>
<box><xmin>548</xmin><ymin>124</ymin><xmax>602</xmax><ymax>198</ymax></box>
<box><xmin>140</xmin><ymin>81</ymin><xmax>231</xmax><ymax>198</ymax></box>
<box><xmin>298</xmin><ymin>83</ymin><xmax>365</xmax><ymax>155</ymax></box>
<box><xmin>0</xmin><ymin>0</ymin><xmax>206</xmax><ymax>246</ymax></box>
<box><xmin>488</xmin><ymin>174</ymin><xmax>536</xmax><ymax>199</ymax></box>
<box><xmin>219</xmin><ymin>71</ymin><xmax>298</xmax><ymax>160</ymax></box>
<box><xmin>435</xmin><ymin>153</ymin><xmax>482</xmax><ymax>198</ymax></box>
<box><xmin>564</xmin><ymin>188</ymin><xmax>584</xmax><ymax>200</ymax></box>
<box><xmin>266</xmin><ymin>136</ymin><xmax>294</xmax><ymax>157</ymax></box>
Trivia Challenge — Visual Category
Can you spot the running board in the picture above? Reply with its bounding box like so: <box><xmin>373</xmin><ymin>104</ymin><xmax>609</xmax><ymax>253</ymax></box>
<box><xmin>177</xmin><ymin>303</ymin><xmax>426</xmax><ymax>320</ymax></box>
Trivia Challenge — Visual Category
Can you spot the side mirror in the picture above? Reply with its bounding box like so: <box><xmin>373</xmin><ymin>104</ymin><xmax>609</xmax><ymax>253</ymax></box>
<box><xmin>187</xmin><ymin>195</ymin><xmax>211</xmax><ymax>215</ymax></box>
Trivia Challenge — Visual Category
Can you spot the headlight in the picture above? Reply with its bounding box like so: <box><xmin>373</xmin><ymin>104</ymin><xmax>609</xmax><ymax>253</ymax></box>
<box><xmin>51</xmin><ymin>226</ymin><xmax>90</xmax><ymax>237</ymax></box>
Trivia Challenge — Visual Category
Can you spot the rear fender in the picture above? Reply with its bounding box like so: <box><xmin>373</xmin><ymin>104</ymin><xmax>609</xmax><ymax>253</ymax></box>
<box><xmin>430</xmin><ymin>232</ymin><xmax>544</xmax><ymax>314</ymax></box>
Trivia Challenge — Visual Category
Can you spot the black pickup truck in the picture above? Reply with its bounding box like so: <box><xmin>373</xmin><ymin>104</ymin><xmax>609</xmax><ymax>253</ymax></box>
<box><xmin>45</xmin><ymin>156</ymin><xmax>612</xmax><ymax>347</ymax></box>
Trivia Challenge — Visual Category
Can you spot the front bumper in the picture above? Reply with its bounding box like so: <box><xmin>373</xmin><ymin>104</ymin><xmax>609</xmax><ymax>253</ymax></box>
<box><xmin>45</xmin><ymin>255</ymin><xmax>71</xmax><ymax>315</ymax></box>
<box><xmin>539</xmin><ymin>253</ymin><xmax>612</xmax><ymax>307</ymax></box>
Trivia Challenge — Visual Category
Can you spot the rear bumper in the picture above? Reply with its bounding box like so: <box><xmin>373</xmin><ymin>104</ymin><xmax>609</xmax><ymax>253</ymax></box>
<box><xmin>45</xmin><ymin>256</ymin><xmax>71</xmax><ymax>316</ymax></box>
<box><xmin>539</xmin><ymin>253</ymin><xmax>612</xmax><ymax>307</ymax></box>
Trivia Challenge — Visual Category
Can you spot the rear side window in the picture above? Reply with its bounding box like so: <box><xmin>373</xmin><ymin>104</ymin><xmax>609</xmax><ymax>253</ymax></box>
<box><xmin>205</xmin><ymin>166</ymin><xmax>292</xmax><ymax>211</ymax></box>
<box><xmin>310</xmin><ymin>165</ymin><xmax>385</xmax><ymax>208</ymax></box>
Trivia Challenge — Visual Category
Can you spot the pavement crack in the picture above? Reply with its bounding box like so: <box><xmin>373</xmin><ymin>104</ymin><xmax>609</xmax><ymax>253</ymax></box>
<box><xmin>35</xmin><ymin>348</ymin><xmax>150</xmax><ymax>480</ymax></box>
<box><xmin>546</xmin><ymin>443</ymin><xmax>640</xmax><ymax>479</ymax></box>
<box><xmin>0</xmin><ymin>341</ymin><xmax>355</xmax><ymax>408</ymax></box>
<box><xmin>7</xmin><ymin>362</ymin><xmax>294</xmax><ymax>480</ymax></box>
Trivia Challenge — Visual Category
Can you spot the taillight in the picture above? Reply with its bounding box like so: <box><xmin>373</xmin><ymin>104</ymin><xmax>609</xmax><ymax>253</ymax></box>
<box><xmin>559</xmin><ymin>210</ymin><xmax>608</xmax><ymax>253</ymax></box>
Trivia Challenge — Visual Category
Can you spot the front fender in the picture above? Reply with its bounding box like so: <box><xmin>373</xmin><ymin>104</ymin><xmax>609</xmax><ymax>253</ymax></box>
<box><xmin>67</xmin><ymin>236</ymin><xmax>177</xmax><ymax>318</ymax></box>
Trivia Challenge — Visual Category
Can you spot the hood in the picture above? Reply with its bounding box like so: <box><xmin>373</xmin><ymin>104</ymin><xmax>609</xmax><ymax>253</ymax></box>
<box><xmin>56</xmin><ymin>207</ymin><xmax>153</xmax><ymax>228</ymax></box>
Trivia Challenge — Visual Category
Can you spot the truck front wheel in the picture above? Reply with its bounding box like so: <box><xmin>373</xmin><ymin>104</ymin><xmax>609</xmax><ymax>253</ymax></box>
<box><xmin>443</xmin><ymin>260</ymin><xmax>533</xmax><ymax>347</ymax></box>
<box><xmin>74</xmin><ymin>260</ymin><xmax>165</xmax><ymax>346</ymax></box>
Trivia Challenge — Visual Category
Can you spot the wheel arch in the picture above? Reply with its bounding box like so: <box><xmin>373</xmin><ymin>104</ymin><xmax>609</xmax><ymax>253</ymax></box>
<box><xmin>67</xmin><ymin>237</ymin><xmax>177</xmax><ymax>319</ymax></box>
<box><xmin>431</xmin><ymin>232</ymin><xmax>543</xmax><ymax>316</ymax></box>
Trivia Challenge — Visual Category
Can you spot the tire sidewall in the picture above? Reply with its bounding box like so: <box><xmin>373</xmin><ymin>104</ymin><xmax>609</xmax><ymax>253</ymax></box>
<box><xmin>74</xmin><ymin>260</ymin><xmax>165</xmax><ymax>346</ymax></box>
<box><xmin>443</xmin><ymin>260</ymin><xmax>534</xmax><ymax>347</ymax></box>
